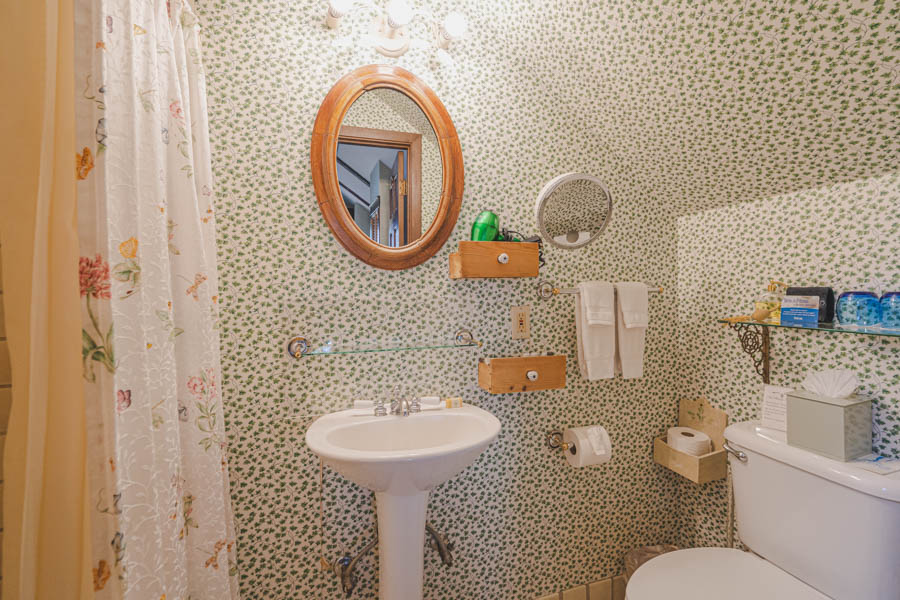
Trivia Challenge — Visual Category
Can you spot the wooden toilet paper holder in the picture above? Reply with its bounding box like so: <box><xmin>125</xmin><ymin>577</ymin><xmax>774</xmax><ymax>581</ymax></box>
<box><xmin>653</xmin><ymin>398</ymin><xmax>728</xmax><ymax>484</ymax></box>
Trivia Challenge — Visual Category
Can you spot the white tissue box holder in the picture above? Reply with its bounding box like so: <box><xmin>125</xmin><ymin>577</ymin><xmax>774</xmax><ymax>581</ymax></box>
<box><xmin>786</xmin><ymin>390</ymin><xmax>871</xmax><ymax>461</ymax></box>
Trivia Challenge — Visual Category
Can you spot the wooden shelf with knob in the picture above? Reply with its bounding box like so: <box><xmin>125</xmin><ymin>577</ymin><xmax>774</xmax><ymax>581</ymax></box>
<box><xmin>477</xmin><ymin>355</ymin><xmax>566</xmax><ymax>394</ymax></box>
<box><xmin>449</xmin><ymin>241</ymin><xmax>540</xmax><ymax>279</ymax></box>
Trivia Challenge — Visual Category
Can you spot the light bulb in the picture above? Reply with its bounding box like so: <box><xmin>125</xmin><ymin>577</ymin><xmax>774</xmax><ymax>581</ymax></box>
<box><xmin>327</xmin><ymin>0</ymin><xmax>352</xmax><ymax>18</ymax></box>
<box><xmin>325</xmin><ymin>0</ymin><xmax>352</xmax><ymax>28</ymax></box>
<box><xmin>386</xmin><ymin>0</ymin><xmax>412</xmax><ymax>29</ymax></box>
<box><xmin>442</xmin><ymin>11</ymin><xmax>467</xmax><ymax>40</ymax></box>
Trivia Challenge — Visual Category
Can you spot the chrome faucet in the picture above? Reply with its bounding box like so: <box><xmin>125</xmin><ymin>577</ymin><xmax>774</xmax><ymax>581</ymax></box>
<box><xmin>374</xmin><ymin>385</ymin><xmax>422</xmax><ymax>417</ymax></box>
<box><xmin>390</xmin><ymin>396</ymin><xmax>421</xmax><ymax>417</ymax></box>
<box><xmin>391</xmin><ymin>398</ymin><xmax>411</xmax><ymax>416</ymax></box>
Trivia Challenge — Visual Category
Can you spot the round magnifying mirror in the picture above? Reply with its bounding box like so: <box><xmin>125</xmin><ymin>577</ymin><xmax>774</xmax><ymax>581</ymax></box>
<box><xmin>337</xmin><ymin>88</ymin><xmax>443</xmax><ymax>248</ymax></box>
<box><xmin>535</xmin><ymin>173</ymin><xmax>612</xmax><ymax>249</ymax></box>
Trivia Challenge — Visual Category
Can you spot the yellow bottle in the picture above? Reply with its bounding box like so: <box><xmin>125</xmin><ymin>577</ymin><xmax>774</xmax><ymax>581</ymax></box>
<box><xmin>754</xmin><ymin>280</ymin><xmax>789</xmax><ymax>324</ymax></box>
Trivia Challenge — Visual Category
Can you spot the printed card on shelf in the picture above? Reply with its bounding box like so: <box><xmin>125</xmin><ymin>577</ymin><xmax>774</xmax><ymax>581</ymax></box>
<box><xmin>781</xmin><ymin>295</ymin><xmax>820</xmax><ymax>327</ymax></box>
<box><xmin>761</xmin><ymin>385</ymin><xmax>793</xmax><ymax>431</ymax></box>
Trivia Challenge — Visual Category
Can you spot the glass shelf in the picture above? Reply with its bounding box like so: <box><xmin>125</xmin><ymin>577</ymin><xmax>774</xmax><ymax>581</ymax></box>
<box><xmin>717</xmin><ymin>319</ymin><xmax>900</xmax><ymax>338</ymax></box>
<box><xmin>719</xmin><ymin>317</ymin><xmax>899</xmax><ymax>384</ymax></box>
<box><xmin>287</xmin><ymin>329</ymin><xmax>482</xmax><ymax>358</ymax></box>
<box><xmin>304</xmin><ymin>341</ymin><xmax>479</xmax><ymax>357</ymax></box>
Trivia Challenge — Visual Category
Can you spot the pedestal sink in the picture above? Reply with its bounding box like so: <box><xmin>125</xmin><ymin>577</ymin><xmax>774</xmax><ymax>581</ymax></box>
<box><xmin>306</xmin><ymin>404</ymin><xmax>501</xmax><ymax>600</ymax></box>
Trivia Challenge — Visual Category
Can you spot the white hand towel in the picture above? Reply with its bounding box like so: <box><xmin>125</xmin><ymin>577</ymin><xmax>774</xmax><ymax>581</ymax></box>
<box><xmin>578</xmin><ymin>282</ymin><xmax>615</xmax><ymax>325</ymax></box>
<box><xmin>575</xmin><ymin>282</ymin><xmax>616</xmax><ymax>380</ymax></box>
<box><xmin>615</xmin><ymin>282</ymin><xmax>649</xmax><ymax>379</ymax></box>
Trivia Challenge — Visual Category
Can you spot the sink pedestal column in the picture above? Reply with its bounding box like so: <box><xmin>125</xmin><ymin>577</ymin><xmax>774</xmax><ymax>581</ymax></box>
<box><xmin>375</xmin><ymin>490</ymin><xmax>429</xmax><ymax>600</ymax></box>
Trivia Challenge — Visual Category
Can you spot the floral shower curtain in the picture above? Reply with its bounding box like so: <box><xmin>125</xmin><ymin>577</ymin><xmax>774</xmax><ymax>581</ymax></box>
<box><xmin>74</xmin><ymin>1</ymin><xmax>239</xmax><ymax>598</ymax></box>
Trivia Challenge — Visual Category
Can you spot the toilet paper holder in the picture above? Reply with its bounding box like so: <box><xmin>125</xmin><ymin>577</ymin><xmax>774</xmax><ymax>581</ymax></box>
<box><xmin>546</xmin><ymin>430</ymin><xmax>576</xmax><ymax>455</ymax></box>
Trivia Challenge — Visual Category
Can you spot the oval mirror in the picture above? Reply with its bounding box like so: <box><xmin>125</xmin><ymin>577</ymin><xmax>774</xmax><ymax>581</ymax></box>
<box><xmin>338</xmin><ymin>89</ymin><xmax>443</xmax><ymax>248</ymax></box>
<box><xmin>311</xmin><ymin>65</ymin><xmax>464</xmax><ymax>270</ymax></box>
<box><xmin>535</xmin><ymin>173</ymin><xmax>612</xmax><ymax>249</ymax></box>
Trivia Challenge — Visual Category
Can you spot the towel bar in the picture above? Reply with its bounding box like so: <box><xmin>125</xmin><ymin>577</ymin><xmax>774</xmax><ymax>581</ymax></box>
<box><xmin>537</xmin><ymin>280</ymin><xmax>663</xmax><ymax>300</ymax></box>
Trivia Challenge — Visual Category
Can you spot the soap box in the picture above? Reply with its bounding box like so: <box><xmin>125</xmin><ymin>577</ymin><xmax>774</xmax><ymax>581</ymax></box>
<box><xmin>780</xmin><ymin>295</ymin><xmax>819</xmax><ymax>327</ymax></box>
<box><xmin>786</xmin><ymin>390</ymin><xmax>871</xmax><ymax>461</ymax></box>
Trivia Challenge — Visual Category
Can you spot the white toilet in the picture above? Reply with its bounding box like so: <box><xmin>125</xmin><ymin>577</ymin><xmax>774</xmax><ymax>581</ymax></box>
<box><xmin>627</xmin><ymin>421</ymin><xmax>900</xmax><ymax>600</ymax></box>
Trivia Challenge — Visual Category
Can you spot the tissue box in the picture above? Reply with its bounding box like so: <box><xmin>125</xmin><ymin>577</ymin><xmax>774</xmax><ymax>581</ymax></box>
<box><xmin>786</xmin><ymin>390</ymin><xmax>871</xmax><ymax>461</ymax></box>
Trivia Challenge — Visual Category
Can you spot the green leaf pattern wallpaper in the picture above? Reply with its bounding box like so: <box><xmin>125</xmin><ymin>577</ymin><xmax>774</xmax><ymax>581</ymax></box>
<box><xmin>675</xmin><ymin>172</ymin><xmax>900</xmax><ymax>549</ymax></box>
<box><xmin>193</xmin><ymin>0</ymin><xmax>899</xmax><ymax>597</ymax></box>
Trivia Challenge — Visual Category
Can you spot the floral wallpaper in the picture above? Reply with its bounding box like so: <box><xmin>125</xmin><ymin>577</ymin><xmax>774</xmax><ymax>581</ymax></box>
<box><xmin>193</xmin><ymin>0</ymin><xmax>899</xmax><ymax>598</ymax></box>
<box><xmin>674</xmin><ymin>172</ymin><xmax>900</xmax><ymax>549</ymax></box>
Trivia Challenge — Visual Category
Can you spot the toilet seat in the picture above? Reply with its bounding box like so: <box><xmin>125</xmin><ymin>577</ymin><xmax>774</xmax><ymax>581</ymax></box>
<box><xmin>625</xmin><ymin>548</ymin><xmax>829</xmax><ymax>600</ymax></box>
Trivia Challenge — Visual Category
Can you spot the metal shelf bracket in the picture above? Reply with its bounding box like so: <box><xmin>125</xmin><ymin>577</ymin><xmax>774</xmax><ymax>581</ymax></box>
<box><xmin>726</xmin><ymin>322</ymin><xmax>770</xmax><ymax>384</ymax></box>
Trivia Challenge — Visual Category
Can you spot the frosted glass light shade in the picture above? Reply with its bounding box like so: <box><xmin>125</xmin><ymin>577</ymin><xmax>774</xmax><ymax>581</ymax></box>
<box><xmin>442</xmin><ymin>11</ymin><xmax>468</xmax><ymax>40</ymax></box>
<box><xmin>326</xmin><ymin>0</ymin><xmax>353</xmax><ymax>28</ymax></box>
<box><xmin>386</xmin><ymin>0</ymin><xmax>413</xmax><ymax>28</ymax></box>
<box><xmin>328</xmin><ymin>0</ymin><xmax>352</xmax><ymax>17</ymax></box>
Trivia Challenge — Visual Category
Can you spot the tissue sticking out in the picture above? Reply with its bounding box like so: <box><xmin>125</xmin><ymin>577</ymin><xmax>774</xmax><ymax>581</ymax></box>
<box><xmin>802</xmin><ymin>369</ymin><xmax>859</xmax><ymax>399</ymax></box>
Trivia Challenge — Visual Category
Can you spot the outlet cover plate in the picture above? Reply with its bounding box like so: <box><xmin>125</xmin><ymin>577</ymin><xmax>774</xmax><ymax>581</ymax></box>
<box><xmin>511</xmin><ymin>305</ymin><xmax>530</xmax><ymax>339</ymax></box>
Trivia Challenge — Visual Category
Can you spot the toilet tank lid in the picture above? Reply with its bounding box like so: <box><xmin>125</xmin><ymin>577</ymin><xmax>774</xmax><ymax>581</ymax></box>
<box><xmin>724</xmin><ymin>421</ymin><xmax>900</xmax><ymax>502</ymax></box>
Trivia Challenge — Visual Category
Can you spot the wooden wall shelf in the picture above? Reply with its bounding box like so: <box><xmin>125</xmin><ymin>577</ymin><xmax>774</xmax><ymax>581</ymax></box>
<box><xmin>653</xmin><ymin>398</ymin><xmax>728</xmax><ymax>484</ymax></box>
<box><xmin>478</xmin><ymin>355</ymin><xmax>566</xmax><ymax>394</ymax></box>
<box><xmin>449</xmin><ymin>241</ymin><xmax>540</xmax><ymax>279</ymax></box>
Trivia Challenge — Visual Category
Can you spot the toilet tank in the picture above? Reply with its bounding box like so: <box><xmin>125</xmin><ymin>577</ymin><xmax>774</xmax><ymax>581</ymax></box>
<box><xmin>725</xmin><ymin>421</ymin><xmax>900</xmax><ymax>600</ymax></box>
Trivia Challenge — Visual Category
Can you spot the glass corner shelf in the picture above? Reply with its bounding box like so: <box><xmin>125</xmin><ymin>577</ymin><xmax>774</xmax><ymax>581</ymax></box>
<box><xmin>717</xmin><ymin>318</ymin><xmax>900</xmax><ymax>338</ymax></box>
<box><xmin>718</xmin><ymin>317</ymin><xmax>899</xmax><ymax>385</ymax></box>
<box><xmin>286</xmin><ymin>329</ymin><xmax>482</xmax><ymax>358</ymax></box>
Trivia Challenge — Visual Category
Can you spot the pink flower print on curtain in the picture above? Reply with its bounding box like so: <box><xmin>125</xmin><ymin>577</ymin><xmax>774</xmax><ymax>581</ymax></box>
<box><xmin>80</xmin><ymin>254</ymin><xmax>115</xmax><ymax>382</ymax></box>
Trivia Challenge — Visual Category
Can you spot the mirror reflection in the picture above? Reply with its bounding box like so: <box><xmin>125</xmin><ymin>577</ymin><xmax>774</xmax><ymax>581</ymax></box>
<box><xmin>537</xmin><ymin>175</ymin><xmax>612</xmax><ymax>249</ymax></box>
<box><xmin>337</xmin><ymin>89</ymin><xmax>443</xmax><ymax>247</ymax></box>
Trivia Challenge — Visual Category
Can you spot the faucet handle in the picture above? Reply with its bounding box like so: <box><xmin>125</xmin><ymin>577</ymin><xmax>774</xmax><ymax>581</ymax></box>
<box><xmin>373</xmin><ymin>398</ymin><xmax>387</xmax><ymax>417</ymax></box>
<box><xmin>389</xmin><ymin>384</ymin><xmax>403</xmax><ymax>415</ymax></box>
<box><xmin>409</xmin><ymin>396</ymin><xmax>421</xmax><ymax>413</ymax></box>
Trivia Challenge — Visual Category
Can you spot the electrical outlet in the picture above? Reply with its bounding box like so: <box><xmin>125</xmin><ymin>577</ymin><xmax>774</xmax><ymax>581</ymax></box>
<box><xmin>511</xmin><ymin>305</ymin><xmax>530</xmax><ymax>339</ymax></box>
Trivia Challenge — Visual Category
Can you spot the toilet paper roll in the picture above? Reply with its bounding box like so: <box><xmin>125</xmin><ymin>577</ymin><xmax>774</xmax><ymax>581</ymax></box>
<box><xmin>563</xmin><ymin>426</ymin><xmax>612</xmax><ymax>467</ymax></box>
<box><xmin>667</xmin><ymin>426</ymin><xmax>711</xmax><ymax>456</ymax></box>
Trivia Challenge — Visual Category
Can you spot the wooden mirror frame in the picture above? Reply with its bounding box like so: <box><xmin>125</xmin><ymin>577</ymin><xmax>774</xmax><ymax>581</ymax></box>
<box><xmin>311</xmin><ymin>65</ymin><xmax>464</xmax><ymax>270</ymax></box>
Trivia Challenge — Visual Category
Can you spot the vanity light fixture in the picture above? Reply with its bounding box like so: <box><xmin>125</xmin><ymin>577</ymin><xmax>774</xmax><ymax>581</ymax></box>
<box><xmin>385</xmin><ymin>0</ymin><xmax>413</xmax><ymax>28</ymax></box>
<box><xmin>325</xmin><ymin>0</ymin><xmax>353</xmax><ymax>29</ymax></box>
<box><xmin>324</xmin><ymin>1</ymin><xmax>468</xmax><ymax>58</ymax></box>
<box><xmin>435</xmin><ymin>10</ymin><xmax>467</xmax><ymax>49</ymax></box>
<box><xmin>374</xmin><ymin>0</ymin><xmax>413</xmax><ymax>57</ymax></box>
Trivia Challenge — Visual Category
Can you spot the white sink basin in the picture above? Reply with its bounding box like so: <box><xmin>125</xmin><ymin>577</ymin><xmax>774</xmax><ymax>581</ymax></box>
<box><xmin>305</xmin><ymin>404</ymin><xmax>500</xmax><ymax>600</ymax></box>
<box><xmin>306</xmin><ymin>405</ymin><xmax>500</xmax><ymax>495</ymax></box>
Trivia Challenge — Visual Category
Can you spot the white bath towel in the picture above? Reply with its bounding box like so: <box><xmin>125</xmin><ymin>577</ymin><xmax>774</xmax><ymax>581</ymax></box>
<box><xmin>615</xmin><ymin>282</ymin><xmax>649</xmax><ymax>379</ymax></box>
<box><xmin>575</xmin><ymin>282</ymin><xmax>616</xmax><ymax>380</ymax></box>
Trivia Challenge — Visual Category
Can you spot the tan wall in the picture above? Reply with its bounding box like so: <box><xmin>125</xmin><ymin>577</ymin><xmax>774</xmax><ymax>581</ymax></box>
<box><xmin>0</xmin><ymin>245</ymin><xmax>10</xmax><ymax>585</ymax></box>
